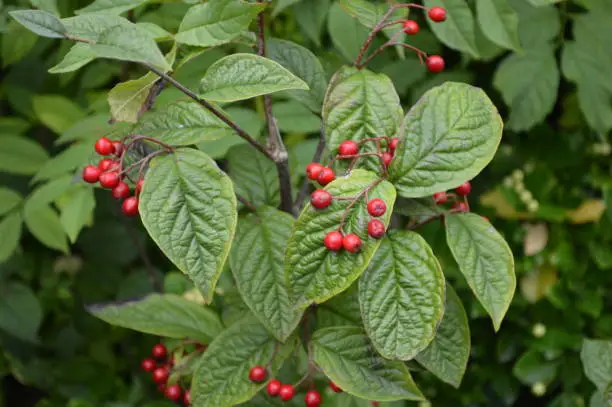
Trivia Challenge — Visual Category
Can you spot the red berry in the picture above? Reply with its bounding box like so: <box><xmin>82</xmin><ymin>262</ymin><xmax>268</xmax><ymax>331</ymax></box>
<box><xmin>452</xmin><ymin>202</ymin><xmax>469</xmax><ymax>213</ymax></box>
<box><xmin>311</xmin><ymin>190</ymin><xmax>332</xmax><ymax>209</ymax></box>
<box><xmin>157</xmin><ymin>383</ymin><xmax>167</xmax><ymax>393</ymax></box>
<box><xmin>136</xmin><ymin>178</ymin><xmax>145</xmax><ymax>195</ymax></box>
<box><xmin>368</xmin><ymin>219</ymin><xmax>386</xmax><ymax>239</ymax></box>
<box><xmin>184</xmin><ymin>390</ymin><xmax>191</xmax><ymax>405</ymax></box>
<box><xmin>403</xmin><ymin>20</ymin><xmax>420</xmax><ymax>35</ymax></box>
<box><xmin>112</xmin><ymin>182</ymin><xmax>130</xmax><ymax>199</ymax></box>
<box><xmin>249</xmin><ymin>366</ymin><xmax>267</xmax><ymax>383</ymax></box>
<box><xmin>382</xmin><ymin>152</ymin><xmax>394</xmax><ymax>167</ymax></box>
<box><xmin>329</xmin><ymin>381</ymin><xmax>342</xmax><ymax>393</ymax></box>
<box><xmin>305</xmin><ymin>390</ymin><xmax>322</xmax><ymax>407</ymax></box>
<box><xmin>324</xmin><ymin>231</ymin><xmax>344</xmax><ymax>251</ymax></box>
<box><xmin>279</xmin><ymin>385</ymin><xmax>295</xmax><ymax>401</ymax></box>
<box><xmin>267</xmin><ymin>379</ymin><xmax>282</xmax><ymax>396</ymax></box>
<box><xmin>122</xmin><ymin>196</ymin><xmax>139</xmax><ymax>217</ymax></box>
<box><xmin>306</xmin><ymin>163</ymin><xmax>324</xmax><ymax>180</ymax></box>
<box><xmin>152</xmin><ymin>344</ymin><xmax>167</xmax><ymax>359</ymax></box>
<box><xmin>141</xmin><ymin>358</ymin><xmax>156</xmax><ymax>372</ymax></box>
<box><xmin>455</xmin><ymin>181</ymin><xmax>472</xmax><ymax>196</ymax></box>
<box><xmin>343</xmin><ymin>233</ymin><xmax>362</xmax><ymax>253</ymax></box>
<box><xmin>112</xmin><ymin>141</ymin><xmax>123</xmax><ymax>156</ymax></box>
<box><xmin>95</xmin><ymin>137</ymin><xmax>115</xmax><ymax>156</ymax></box>
<box><xmin>338</xmin><ymin>140</ymin><xmax>359</xmax><ymax>156</ymax></box>
<box><xmin>317</xmin><ymin>167</ymin><xmax>335</xmax><ymax>185</ymax></box>
<box><xmin>433</xmin><ymin>192</ymin><xmax>448</xmax><ymax>205</ymax></box>
<box><xmin>371</xmin><ymin>402</ymin><xmax>380</xmax><ymax>407</ymax></box>
<box><xmin>82</xmin><ymin>165</ymin><xmax>101</xmax><ymax>183</ymax></box>
<box><xmin>367</xmin><ymin>198</ymin><xmax>387</xmax><ymax>217</ymax></box>
<box><xmin>152</xmin><ymin>366</ymin><xmax>169</xmax><ymax>384</ymax></box>
<box><xmin>427</xmin><ymin>55</ymin><xmax>445</xmax><ymax>73</ymax></box>
<box><xmin>99</xmin><ymin>171</ymin><xmax>120</xmax><ymax>189</ymax></box>
<box><xmin>389</xmin><ymin>137</ymin><xmax>400</xmax><ymax>152</ymax></box>
<box><xmin>428</xmin><ymin>6</ymin><xmax>447</xmax><ymax>22</ymax></box>
<box><xmin>165</xmin><ymin>384</ymin><xmax>182</xmax><ymax>401</ymax></box>
<box><xmin>98</xmin><ymin>158</ymin><xmax>115</xmax><ymax>172</ymax></box>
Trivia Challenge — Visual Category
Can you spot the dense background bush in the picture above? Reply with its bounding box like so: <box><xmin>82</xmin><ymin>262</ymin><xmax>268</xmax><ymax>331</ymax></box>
<box><xmin>1</xmin><ymin>0</ymin><xmax>611</xmax><ymax>406</ymax></box>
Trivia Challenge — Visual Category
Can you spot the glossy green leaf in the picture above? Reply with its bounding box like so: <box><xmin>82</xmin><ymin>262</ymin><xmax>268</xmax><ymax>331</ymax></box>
<box><xmin>0</xmin><ymin>212</ymin><xmax>22</xmax><ymax>263</ymax></box>
<box><xmin>285</xmin><ymin>169</ymin><xmax>396</xmax><ymax>308</ymax></box>
<box><xmin>0</xmin><ymin>188</ymin><xmax>23</xmax><ymax>217</ymax></box>
<box><xmin>0</xmin><ymin>282</ymin><xmax>42</xmax><ymax>342</ymax></box>
<box><xmin>389</xmin><ymin>82</ymin><xmax>503</xmax><ymax>197</ymax></box>
<box><xmin>323</xmin><ymin>67</ymin><xmax>402</xmax><ymax>171</ymax></box>
<box><xmin>61</xmin><ymin>14</ymin><xmax>131</xmax><ymax>41</ymax></box>
<box><xmin>175</xmin><ymin>0</ymin><xmax>266</xmax><ymax>47</ymax></box>
<box><xmin>513</xmin><ymin>349</ymin><xmax>558</xmax><ymax>385</ymax></box>
<box><xmin>267</xmin><ymin>38</ymin><xmax>327</xmax><ymax>112</ymax></box>
<box><xmin>445</xmin><ymin>213</ymin><xmax>515</xmax><ymax>331</ymax></box>
<box><xmin>30</xmin><ymin>0</ymin><xmax>60</xmax><ymax>15</ymax></box>
<box><xmin>0</xmin><ymin>135</ymin><xmax>49</xmax><ymax>175</ymax></box>
<box><xmin>32</xmin><ymin>95</ymin><xmax>86</xmax><ymax>134</ymax></box>
<box><xmin>316</xmin><ymin>283</ymin><xmax>361</xmax><ymax>329</ymax></box>
<box><xmin>108</xmin><ymin>73</ymin><xmax>159</xmax><ymax>124</ymax></box>
<box><xmin>199</xmin><ymin>54</ymin><xmax>309</xmax><ymax>102</ymax></box>
<box><xmin>582</xmin><ymin>339</ymin><xmax>612</xmax><ymax>389</ymax></box>
<box><xmin>191</xmin><ymin>317</ymin><xmax>296</xmax><ymax>407</ymax></box>
<box><xmin>76</xmin><ymin>0</ymin><xmax>148</xmax><ymax>15</ymax></box>
<box><xmin>139</xmin><ymin>148</ymin><xmax>237</xmax><ymax>303</ymax></box>
<box><xmin>2</xmin><ymin>22</ymin><xmax>38</xmax><ymax>66</ymax></box>
<box><xmin>415</xmin><ymin>285</ymin><xmax>470</xmax><ymax>388</ymax></box>
<box><xmin>273</xmin><ymin>0</ymin><xmax>302</xmax><ymax>17</ymax></box>
<box><xmin>359</xmin><ymin>230</ymin><xmax>446</xmax><ymax>361</ymax></box>
<box><xmin>227</xmin><ymin>144</ymin><xmax>279</xmax><ymax>208</ymax></box>
<box><xmin>23</xmin><ymin>203</ymin><xmax>68</xmax><ymax>253</ymax></box>
<box><xmin>9</xmin><ymin>9</ymin><xmax>66</xmax><ymax>38</ymax></box>
<box><xmin>327</xmin><ymin>3</ymin><xmax>370</xmax><ymax>62</ymax></box>
<box><xmin>136</xmin><ymin>101</ymin><xmax>235</xmax><ymax>146</ymax></box>
<box><xmin>32</xmin><ymin>145</ymin><xmax>90</xmax><ymax>182</ymax></box>
<box><xmin>311</xmin><ymin>326</ymin><xmax>425</xmax><ymax>401</ymax></box>
<box><xmin>49</xmin><ymin>43</ymin><xmax>96</xmax><ymax>73</ymax></box>
<box><xmin>59</xmin><ymin>187</ymin><xmax>95</xmax><ymax>244</ymax></box>
<box><xmin>494</xmin><ymin>45</ymin><xmax>559</xmax><ymax>132</ymax></box>
<box><xmin>476</xmin><ymin>0</ymin><xmax>521</xmax><ymax>51</ymax></box>
<box><xmin>230</xmin><ymin>207</ymin><xmax>302</xmax><ymax>341</ymax></box>
<box><xmin>509</xmin><ymin>0</ymin><xmax>560</xmax><ymax>47</ymax></box>
<box><xmin>337</xmin><ymin>0</ymin><xmax>386</xmax><ymax>27</ymax></box>
<box><xmin>424</xmin><ymin>0</ymin><xmax>479</xmax><ymax>57</ymax></box>
<box><xmin>88</xmin><ymin>293</ymin><xmax>223</xmax><ymax>343</ymax></box>
<box><xmin>293</xmin><ymin>0</ymin><xmax>330</xmax><ymax>46</ymax></box>
<box><xmin>272</xmin><ymin>101</ymin><xmax>322</xmax><ymax>134</ymax></box>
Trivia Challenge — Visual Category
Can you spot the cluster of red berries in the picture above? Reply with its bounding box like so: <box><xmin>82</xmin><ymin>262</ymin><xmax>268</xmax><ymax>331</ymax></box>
<box><xmin>432</xmin><ymin>181</ymin><xmax>472</xmax><ymax>212</ymax></box>
<box><xmin>82</xmin><ymin>137</ymin><xmax>143</xmax><ymax>217</ymax></box>
<box><xmin>401</xmin><ymin>6</ymin><xmax>447</xmax><ymax>73</ymax></box>
<box><xmin>141</xmin><ymin>344</ymin><xmax>190</xmax><ymax>406</ymax></box>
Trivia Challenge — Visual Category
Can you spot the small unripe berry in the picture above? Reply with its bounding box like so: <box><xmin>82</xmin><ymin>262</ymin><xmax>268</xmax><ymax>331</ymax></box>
<box><xmin>267</xmin><ymin>380</ymin><xmax>281</xmax><ymax>396</ymax></box>
<box><xmin>99</xmin><ymin>171</ymin><xmax>120</xmax><ymax>189</ymax></box>
<box><xmin>184</xmin><ymin>390</ymin><xmax>191</xmax><ymax>405</ymax></box>
<box><xmin>455</xmin><ymin>181</ymin><xmax>471</xmax><ymax>196</ymax></box>
<box><xmin>389</xmin><ymin>137</ymin><xmax>400</xmax><ymax>152</ymax></box>
<box><xmin>531</xmin><ymin>382</ymin><xmax>546</xmax><ymax>397</ymax></box>
<box><xmin>368</xmin><ymin>219</ymin><xmax>386</xmax><ymax>239</ymax></box>
<box><xmin>152</xmin><ymin>366</ymin><xmax>169</xmax><ymax>384</ymax></box>
<box><xmin>452</xmin><ymin>202</ymin><xmax>469</xmax><ymax>213</ymax></box>
<box><xmin>98</xmin><ymin>158</ymin><xmax>115</xmax><ymax>172</ymax></box>
<box><xmin>329</xmin><ymin>381</ymin><xmax>342</xmax><ymax>393</ymax></box>
<box><xmin>306</xmin><ymin>163</ymin><xmax>324</xmax><ymax>180</ymax></box>
<box><xmin>428</xmin><ymin>6</ymin><xmax>447</xmax><ymax>22</ymax></box>
<box><xmin>433</xmin><ymin>192</ymin><xmax>448</xmax><ymax>205</ymax></box>
<box><xmin>82</xmin><ymin>165</ymin><xmax>101</xmax><ymax>183</ymax></box>
<box><xmin>152</xmin><ymin>344</ymin><xmax>167</xmax><ymax>359</ymax></box>
<box><xmin>157</xmin><ymin>383</ymin><xmax>167</xmax><ymax>393</ymax></box>
<box><xmin>532</xmin><ymin>323</ymin><xmax>547</xmax><ymax>338</ymax></box>
<box><xmin>338</xmin><ymin>140</ymin><xmax>359</xmax><ymax>156</ymax></box>
<box><xmin>324</xmin><ymin>231</ymin><xmax>344</xmax><ymax>251</ymax></box>
<box><xmin>311</xmin><ymin>189</ymin><xmax>332</xmax><ymax>209</ymax></box>
<box><xmin>382</xmin><ymin>152</ymin><xmax>394</xmax><ymax>167</ymax></box>
<box><xmin>427</xmin><ymin>55</ymin><xmax>445</xmax><ymax>73</ymax></box>
<box><xmin>95</xmin><ymin>137</ymin><xmax>115</xmax><ymax>156</ymax></box>
<box><xmin>403</xmin><ymin>20</ymin><xmax>420</xmax><ymax>35</ymax></box>
<box><xmin>165</xmin><ymin>384</ymin><xmax>182</xmax><ymax>401</ymax></box>
<box><xmin>305</xmin><ymin>390</ymin><xmax>322</xmax><ymax>407</ymax></box>
<box><xmin>317</xmin><ymin>167</ymin><xmax>335</xmax><ymax>185</ymax></box>
<box><xmin>367</xmin><ymin>198</ymin><xmax>387</xmax><ymax>217</ymax></box>
<box><xmin>112</xmin><ymin>182</ymin><xmax>131</xmax><ymax>199</ymax></box>
<box><xmin>122</xmin><ymin>196</ymin><xmax>139</xmax><ymax>217</ymax></box>
<box><xmin>141</xmin><ymin>358</ymin><xmax>156</xmax><ymax>372</ymax></box>
<box><xmin>279</xmin><ymin>385</ymin><xmax>295</xmax><ymax>401</ymax></box>
<box><xmin>343</xmin><ymin>233</ymin><xmax>362</xmax><ymax>253</ymax></box>
<box><xmin>249</xmin><ymin>366</ymin><xmax>267</xmax><ymax>382</ymax></box>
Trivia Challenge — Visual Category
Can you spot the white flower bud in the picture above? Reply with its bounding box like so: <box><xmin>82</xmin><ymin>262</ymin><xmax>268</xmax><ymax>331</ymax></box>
<box><xmin>532</xmin><ymin>323</ymin><xmax>546</xmax><ymax>338</ymax></box>
<box><xmin>531</xmin><ymin>382</ymin><xmax>546</xmax><ymax>397</ymax></box>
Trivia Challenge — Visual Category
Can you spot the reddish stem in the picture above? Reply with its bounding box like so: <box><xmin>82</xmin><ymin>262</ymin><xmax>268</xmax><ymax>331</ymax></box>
<box><xmin>338</xmin><ymin>179</ymin><xmax>383</xmax><ymax>234</ymax></box>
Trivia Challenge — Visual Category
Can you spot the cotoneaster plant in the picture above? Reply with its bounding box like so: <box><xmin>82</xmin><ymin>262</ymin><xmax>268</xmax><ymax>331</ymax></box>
<box><xmin>10</xmin><ymin>1</ymin><xmax>515</xmax><ymax>406</ymax></box>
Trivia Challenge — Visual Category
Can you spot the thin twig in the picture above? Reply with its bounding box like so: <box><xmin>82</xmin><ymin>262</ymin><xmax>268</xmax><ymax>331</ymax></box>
<box><xmin>357</xmin><ymin>41</ymin><xmax>427</xmax><ymax>69</ymax></box>
<box><xmin>294</xmin><ymin>128</ymin><xmax>326</xmax><ymax>212</ymax></box>
<box><xmin>236</xmin><ymin>193</ymin><xmax>257</xmax><ymax>212</ymax></box>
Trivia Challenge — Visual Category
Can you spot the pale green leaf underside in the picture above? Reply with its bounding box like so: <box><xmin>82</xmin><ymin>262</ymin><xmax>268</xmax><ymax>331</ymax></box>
<box><xmin>230</xmin><ymin>207</ymin><xmax>303</xmax><ymax>341</ymax></box>
<box><xmin>424</xmin><ymin>0</ymin><xmax>479</xmax><ymax>57</ymax></box>
<box><xmin>192</xmin><ymin>318</ymin><xmax>296</xmax><ymax>407</ymax></box>
<box><xmin>312</xmin><ymin>326</ymin><xmax>425</xmax><ymax>401</ymax></box>
<box><xmin>445</xmin><ymin>213</ymin><xmax>515</xmax><ymax>331</ymax></box>
<box><xmin>139</xmin><ymin>149</ymin><xmax>237</xmax><ymax>303</ymax></box>
<box><xmin>23</xmin><ymin>203</ymin><xmax>68</xmax><ymax>253</ymax></box>
<box><xmin>9</xmin><ymin>10</ymin><xmax>67</xmax><ymax>38</ymax></box>
<box><xmin>285</xmin><ymin>169</ymin><xmax>396</xmax><ymax>308</ymax></box>
<box><xmin>108</xmin><ymin>73</ymin><xmax>158</xmax><ymax>124</ymax></box>
<box><xmin>415</xmin><ymin>284</ymin><xmax>470</xmax><ymax>388</ymax></box>
<box><xmin>76</xmin><ymin>0</ymin><xmax>148</xmax><ymax>15</ymax></box>
<box><xmin>389</xmin><ymin>82</ymin><xmax>503</xmax><ymax>197</ymax></box>
<box><xmin>49</xmin><ymin>43</ymin><xmax>95</xmax><ymax>73</ymax></box>
<box><xmin>581</xmin><ymin>339</ymin><xmax>612</xmax><ymax>389</ymax></box>
<box><xmin>88</xmin><ymin>293</ymin><xmax>223</xmax><ymax>343</ymax></box>
<box><xmin>200</xmin><ymin>53</ymin><xmax>309</xmax><ymax>102</ymax></box>
<box><xmin>476</xmin><ymin>0</ymin><xmax>521</xmax><ymax>51</ymax></box>
<box><xmin>359</xmin><ymin>230</ymin><xmax>446</xmax><ymax>361</ymax></box>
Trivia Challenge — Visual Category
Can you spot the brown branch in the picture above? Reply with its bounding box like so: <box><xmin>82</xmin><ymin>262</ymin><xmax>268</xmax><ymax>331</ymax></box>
<box><xmin>236</xmin><ymin>193</ymin><xmax>257</xmax><ymax>212</ymax></box>
<box><xmin>294</xmin><ymin>128</ymin><xmax>326</xmax><ymax>212</ymax></box>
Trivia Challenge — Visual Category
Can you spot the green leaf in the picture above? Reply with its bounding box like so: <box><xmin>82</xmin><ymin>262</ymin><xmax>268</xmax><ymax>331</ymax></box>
<box><xmin>32</xmin><ymin>144</ymin><xmax>90</xmax><ymax>182</ymax></box>
<box><xmin>494</xmin><ymin>45</ymin><xmax>559</xmax><ymax>132</ymax></box>
<box><xmin>0</xmin><ymin>282</ymin><xmax>42</xmax><ymax>342</ymax></box>
<box><xmin>394</xmin><ymin>197</ymin><xmax>444</xmax><ymax>220</ymax></box>
<box><xmin>199</xmin><ymin>54</ymin><xmax>309</xmax><ymax>102</ymax></box>
<box><xmin>323</xmin><ymin>67</ymin><xmax>402</xmax><ymax>171</ymax></box>
<box><xmin>513</xmin><ymin>349</ymin><xmax>558</xmax><ymax>385</ymax></box>
<box><xmin>88</xmin><ymin>293</ymin><xmax>223</xmax><ymax>343</ymax></box>
<box><xmin>359</xmin><ymin>230</ymin><xmax>445</xmax><ymax>361</ymax></box>
<box><xmin>175</xmin><ymin>0</ymin><xmax>266</xmax><ymax>47</ymax></box>
<box><xmin>49</xmin><ymin>43</ymin><xmax>96</xmax><ymax>73</ymax></box>
<box><xmin>424</xmin><ymin>0</ymin><xmax>479</xmax><ymax>57</ymax></box>
<box><xmin>327</xmin><ymin>3</ymin><xmax>370</xmax><ymax>62</ymax></box>
<box><xmin>227</xmin><ymin>144</ymin><xmax>279</xmax><ymax>208</ymax></box>
<box><xmin>476</xmin><ymin>0</ymin><xmax>521</xmax><ymax>51</ymax></box>
<box><xmin>30</xmin><ymin>0</ymin><xmax>60</xmax><ymax>16</ymax></box>
<box><xmin>311</xmin><ymin>326</ymin><xmax>425</xmax><ymax>401</ymax></box>
<box><xmin>316</xmin><ymin>283</ymin><xmax>361</xmax><ymax>328</ymax></box>
<box><xmin>136</xmin><ymin>101</ymin><xmax>235</xmax><ymax>146</ymax></box>
<box><xmin>415</xmin><ymin>285</ymin><xmax>470</xmax><ymax>388</ymax></box>
<box><xmin>293</xmin><ymin>0</ymin><xmax>330</xmax><ymax>46</ymax></box>
<box><xmin>61</xmin><ymin>14</ymin><xmax>131</xmax><ymax>41</ymax></box>
<box><xmin>23</xmin><ymin>203</ymin><xmax>69</xmax><ymax>253</ymax></box>
<box><xmin>108</xmin><ymin>73</ymin><xmax>159</xmax><ymax>124</ymax></box>
<box><xmin>285</xmin><ymin>169</ymin><xmax>396</xmax><ymax>308</ymax></box>
<box><xmin>267</xmin><ymin>38</ymin><xmax>327</xmax><ymax>112</ymax></box>
<box><xmin>273</xmin><ymin>0</ymin><xmax>302</xmax><ymax>17</ymax></box>
<box><xmin>0</xmin><ymin>188</ymin><xmax>23</xmax><ymax>217</ymax></box>
<box><xmin>191</xmin><ymin>318</ymin><xmax>296</xmax><ymax>407</ymax></box>
<box><xmin>230</xmin><ymin>207</ymin><xmax>302</xmax><ymax>341</ymax></box>
<box><xmin>509</xmin><ymin>0</ymin><xmax>560</xmax><ymax>47</ymax></box>
<box><xmin>59</xmin><ymin>187</ymin><xmax>95</xmax><ymax>244</ymax></box>
<box><xmin>337</xmin><ymin>0</ymin><xmax>386</xmax><ymax>27</ymax></box>
<box><xmin>0</xmin><ymin>212</ymin><xmax>22</xmax><ymax>263</ymax></box>
<box><xmin>0</xmin><ymin>135</ymin><xmax>49</xmax><ymax>175</ymax></box>
<box><xmin>9</xmin><ymin>9</ymin><xmax>67</xmax><ymax>38</ymax></box>
<box><xmin>272</xmin><ymin>101</ymin><xmax>322</xmax><ymax>134</ymax></box>
<box><xmin>2</xmin><ymin>22</ymin><xmax>38</xmax><ymax>66</ymax></box>
<box><xmin>582</xmin><ymin>339</ymin><xmax>612</xmax><ymax>389</ymax></box>
<box><xmin>32</xmin><ymin>95</ymin><xmax>87</xmax><ymax>134</ymax></box>
<box><xmin>445</xmin><ymin>213</ymin><xmax>515</xmax><ymax>331</ymax></box>
<box><xmin>139</xmin><ymin>148</ymin><xmax>237</xmax><ymax>303</ymax></box>
<box><xmin>76</xmin><ymin>0</ymin><xmax>148</xmax><ymax>15</ymax></box>
<box><xmin>389</xmin><ymin>82</ymin><xmax>503</xmax><ymax>197</ymax></box>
